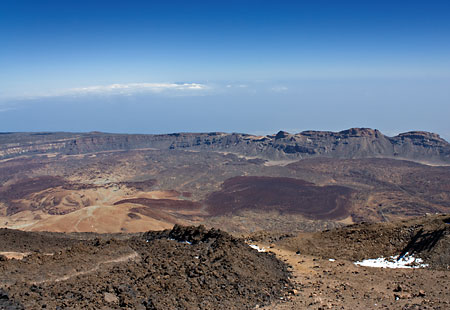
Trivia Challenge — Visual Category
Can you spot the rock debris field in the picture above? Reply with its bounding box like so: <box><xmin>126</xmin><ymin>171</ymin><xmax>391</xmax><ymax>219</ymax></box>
<box><xmin>0</xmin><ymin>225</ymin><xmax>291</xmax><ymax>309</ymax></box>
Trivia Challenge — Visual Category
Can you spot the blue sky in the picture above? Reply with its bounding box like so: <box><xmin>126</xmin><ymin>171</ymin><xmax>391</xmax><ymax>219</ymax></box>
<box><xmin>1</xmin><ymin>0</ymin><xmax>449</xmax><ymax>139</ymax></box>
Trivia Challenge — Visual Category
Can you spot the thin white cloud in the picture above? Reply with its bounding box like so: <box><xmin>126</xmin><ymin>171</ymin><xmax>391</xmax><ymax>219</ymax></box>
<box><xmin>224</xmin><ymin>84</ymin><xmax>248</xmax><ymax>89</ymax></box>
<box><xmin>270</xmin><ymin>86</ymin><xmax>288</xmax><ymax>92</ymax></box>
<box><xmin>68</xmin><ymin>82</ymin><xmax>208</xmax><ymax>95</ymax></box>
<box><xmin>0</xmin><ymin>82</ymin><xmax>210</xmax><ymax>101</ymax></box>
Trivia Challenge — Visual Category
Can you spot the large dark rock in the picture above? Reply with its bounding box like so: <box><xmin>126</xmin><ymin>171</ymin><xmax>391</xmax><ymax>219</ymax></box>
<box><xmin>0</xmin><ymin>289</ymin><xmax>24</xmax><ymax>310</ymax></box>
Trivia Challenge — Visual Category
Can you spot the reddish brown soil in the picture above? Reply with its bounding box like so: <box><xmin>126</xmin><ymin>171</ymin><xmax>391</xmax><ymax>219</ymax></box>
<box><xmin>128</xmin><ymin>207</ymin><xmax>180</xmax><ymax>223</ymax></box>
<box><xmin>206</xmin><ymin>176</ymin><xmax>354</xmax><ymax>220</ymax></box>
<box><xmin>117</xmin><ymin>179</ymin><xmax>157</xmax><ymax>191</ymax></box>
<box><xmin>0</xmin><ymin>176</ymin><xmax>67</xmax><ymax>200</ymax></box>
<box><xmin>287</xmin><ymin>158</ymin><xmax>450</xmax><ymax>222</ymax></box>
<box><xmin>182</xmin><ymin>192</ymin><xmax>193</xmax><ymax>198</ymax></box>
<box><xmin>114</xmin><ymin>198</ymin><xmax>201</xmax><ymax>211</ymax></box>
<box><xmin>0</xmin><ymin>176</ymin><xmax>99</xmax><ymax>216</ymax></box>
<box><xmin>1</xmin><ymin>148</ymin><xmax>449</xmax><ymax>235</ymax></box>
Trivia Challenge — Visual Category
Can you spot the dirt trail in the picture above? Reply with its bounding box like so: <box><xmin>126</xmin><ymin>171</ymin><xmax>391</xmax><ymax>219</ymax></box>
<box><xmin>73</xmin><ymin>205</ymin><xmax>100</xmax><ymax>232</ymax></box>
<box><xmin>259</xmin><ymin>243</ymin><xmax>450</xmax><ymax>310</ymax></box>
<box><xmin>31</xmin><ymin>250</ymin><xmax>140</xmax><ymax>285</ymax></box>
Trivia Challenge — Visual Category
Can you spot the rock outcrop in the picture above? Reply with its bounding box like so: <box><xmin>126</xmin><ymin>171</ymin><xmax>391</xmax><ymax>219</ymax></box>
<box><xmin>0</xmin><ymin>128</ymin><xmax>449</xmax><ymax>164</ymax></box>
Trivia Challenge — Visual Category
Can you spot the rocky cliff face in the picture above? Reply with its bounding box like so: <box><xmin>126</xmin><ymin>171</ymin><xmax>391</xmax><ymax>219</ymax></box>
<box><xmin>0</xmin><ymin>128</ymin><xmax>449</xmax><ymax>164</ymax></box>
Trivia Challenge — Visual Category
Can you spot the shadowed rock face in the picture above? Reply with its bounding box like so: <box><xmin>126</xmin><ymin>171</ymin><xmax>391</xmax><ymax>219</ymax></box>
<box><xmin>0</xmin><ymin>128</ymin><xmax>449</xmax><ymax>164</ymax></box>
<box><xmin>279</xmin><ymin>214</ymin><xmax>450</xmax><ymax>270</ymax></box>
<box><xmin>205</xmin><ymin>176</ymin><xmax>354</xmax><ymax>220</ymax></box>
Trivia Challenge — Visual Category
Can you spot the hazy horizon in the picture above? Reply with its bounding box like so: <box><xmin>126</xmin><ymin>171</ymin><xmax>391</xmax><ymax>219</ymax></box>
<box><xmin>1</xmin><ymin>1</ymin><xmax>449</xmax><ymax>140</ymax></box>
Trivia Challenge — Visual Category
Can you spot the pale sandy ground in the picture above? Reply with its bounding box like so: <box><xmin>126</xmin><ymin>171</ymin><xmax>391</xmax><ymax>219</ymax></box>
<box><xmin>0</xmin><ymin>189</ymin><xmax>199</xmax><ymax>233</ymax></box>
<box><xmin>24</xmin><ymin>205</ymin><xmax>173</xmax><ymax>233</ymax></box>
<box><xmin>259</xmin><ymin>243</ymin><xmax>450</xmax><ymax>310</ymax></box>
<box><xmin>0</xmin><ymin>251</ymin><xmax>31</xmax><ymax>260</ymax></box>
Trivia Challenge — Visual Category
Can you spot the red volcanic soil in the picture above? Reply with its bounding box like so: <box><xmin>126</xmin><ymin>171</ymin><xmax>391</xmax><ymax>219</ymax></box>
<box><xmin>0</xmin><ymin>176</ymin><xmax>98</xmax><ymax>216</ymax></box>
<box><xmin>114</xmin><ymin>198</ymin><xmax>201</xmax><ymax>211</ymax></box>
<box><xmin>0</xmin><ymin>176</ymin><xmax>66</xmax><ymax>201</ymax></box>
<box><xmin>117</xmin><ymin>179</ymin><xmax>157</xmax><ymax>191</ymax></box>
<box><xmin>205</xmin><ymin>176</ymin><xmax>353</xmax><ymax>220</ymax></box>
<box><xmin>182</xmin><ymin>191</ymin><xmax>193</xmax><ymax>198</ymax></box>
<box><xmin>0</xmin><ymin>176</ymin><xmax>67</xmax><ymax>215</ymax></box>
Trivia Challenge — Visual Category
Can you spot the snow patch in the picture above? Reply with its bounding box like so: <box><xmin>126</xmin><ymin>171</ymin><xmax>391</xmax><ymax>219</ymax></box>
<box><xmin>354</xmin><ymin>253</ymin><xmax>429</xmax><ymax>269</ymax></box>
<box><xmin>248</xmin><ymin>244</ymin><xmax>266</xmax><ymax>252</ymax></box>
<box><xmin>167</xmin><ymin>238</ymin><xmax>192</xmax><ymax>245</ymax></box>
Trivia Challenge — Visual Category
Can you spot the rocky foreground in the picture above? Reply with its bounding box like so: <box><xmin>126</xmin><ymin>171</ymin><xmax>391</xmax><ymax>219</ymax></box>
<box><xmin>0</xmin><ymin>215</ymin><xmax>449</xmax><ymax>309</ymax></box>
<box><xmin>258</xmin><ymin>214</ymin><xmax>450</xmax><ymax>310</ymax></box>
<box><xmin>0</xmin><ymin>225</ymin><xmax>291</xmax><ymax>310</ymax></box>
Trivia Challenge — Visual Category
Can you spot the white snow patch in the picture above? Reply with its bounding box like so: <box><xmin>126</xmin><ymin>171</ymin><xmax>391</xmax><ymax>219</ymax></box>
<box><xmin>354</xmin><ymin>253</ymin><xmax>429</xmax><ymax>269</ymax></box>
<box><xmin>248</xmin><ymin>244</ymin><xmax>266</xmax><ymax>252</ymax></box>
<box><xmin>167</xmin><ymin>238</ymin><xmax>192</xmax><ymax>245</ymax></box>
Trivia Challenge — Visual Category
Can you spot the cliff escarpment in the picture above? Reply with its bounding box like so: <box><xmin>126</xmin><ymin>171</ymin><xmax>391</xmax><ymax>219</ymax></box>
<box><xmin>0</xmin><ymin>128</ymin><xmax>449</xmax><ymax>164</ymax></box>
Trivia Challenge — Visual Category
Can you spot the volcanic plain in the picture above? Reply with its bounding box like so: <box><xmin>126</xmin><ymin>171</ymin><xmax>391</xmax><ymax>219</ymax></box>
<box><xmin>0</xmin><ymin>128</ymin><xmax>449</xmax><ymax>309</ymax></box>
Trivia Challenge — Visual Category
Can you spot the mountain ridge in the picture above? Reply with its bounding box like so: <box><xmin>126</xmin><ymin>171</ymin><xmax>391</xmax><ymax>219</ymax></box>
<box><xmin>0</xmin><ymin>128</ymin><xmax>449</xmax><ymax>164</ymax></box>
